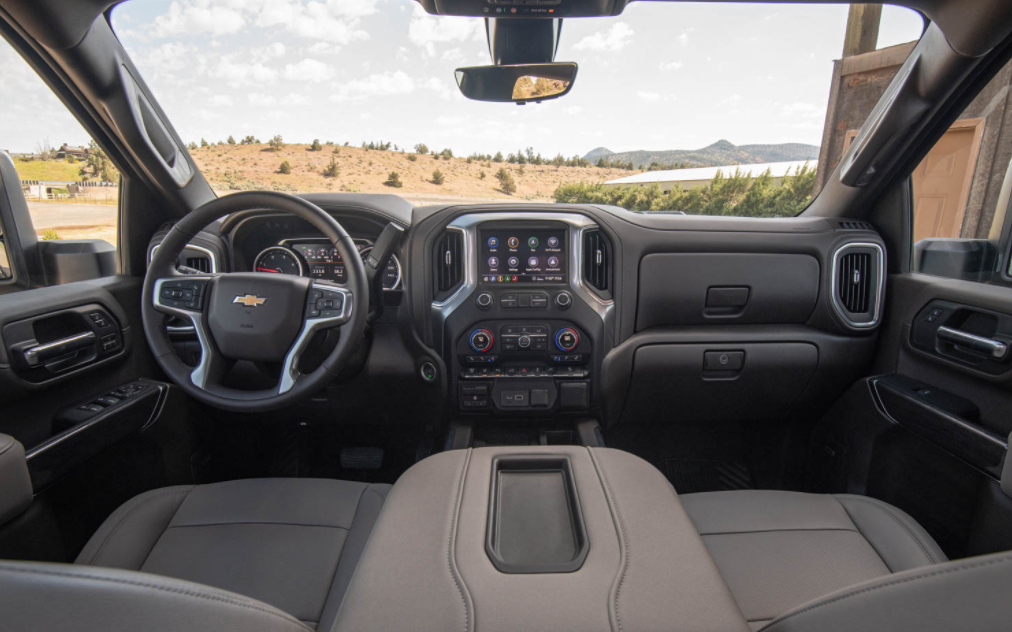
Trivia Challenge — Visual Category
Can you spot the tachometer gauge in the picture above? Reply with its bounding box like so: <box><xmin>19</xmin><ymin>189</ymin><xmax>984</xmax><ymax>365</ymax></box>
<box><xmin>253</xmin><ymin>246</ymin><xmax>304</xmax><ymax>276</ymax></box>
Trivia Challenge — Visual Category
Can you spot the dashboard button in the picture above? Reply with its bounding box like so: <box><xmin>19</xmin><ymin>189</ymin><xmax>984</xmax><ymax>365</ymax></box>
<box><xmin>554</xmin><ymin>291</ymin><xmax>572</xmax><ymax>309</ymax></box>
<box><xmin>518</xmin><ymin>335</ymin><xmax>531</xmax><ymax>349</ymax></box>
<box><xmin>476</xmin><ymin>292</ymin><xmax>494</xmax><ymax>309</ymax></box>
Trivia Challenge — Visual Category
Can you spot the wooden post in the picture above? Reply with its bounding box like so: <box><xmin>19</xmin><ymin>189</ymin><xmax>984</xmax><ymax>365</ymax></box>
<box><xmin>843</xmin><ymin>4</ymin><xmax>882</xmax><ymax>57</ymax></box>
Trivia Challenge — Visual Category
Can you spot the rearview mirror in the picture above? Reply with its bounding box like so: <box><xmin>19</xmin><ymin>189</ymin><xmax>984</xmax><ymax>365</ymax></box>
<box><xmin>455</xmin><ymin>62</ymin><xmax>578</xmax><ymax>104</ymax></box>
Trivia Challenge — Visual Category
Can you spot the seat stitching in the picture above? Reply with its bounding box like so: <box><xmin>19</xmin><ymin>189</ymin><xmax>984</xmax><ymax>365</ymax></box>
<box><xmin>447</xmin><ymin>449</ymin><xmax>473</xmax><ymax>632</ymax></box>
<box><xmin>760</xmin><ymin>555</ymin><xmax>1012</xmax><ymax>631</ymax></box>
<box><xmin>165</xmin><ymin>521</ymin><xmax>351</xmax><ymax>530</ymax></box>
<box><xmin>0</xmin><ymin>564</ymin><xmax>311</xmax><ymax>630</ymax></box>
<box><xmin>698</xmin><ymin>527</ymin><xmax>859</xmax><ymax>536</ymax></box>
<box><xmin>85</xmin><ymin>488</ymin><xmax>192</xmax><ymax>566</ymax></box>
<box><xmin>835</xmin><ymin>495</ymin><xmax>938</xmax><ymax>566</ymax></box>
<box><xmin>588</xmin><ymin>448</ymin><xmax>627</xmax><ymax>632</ymax></box>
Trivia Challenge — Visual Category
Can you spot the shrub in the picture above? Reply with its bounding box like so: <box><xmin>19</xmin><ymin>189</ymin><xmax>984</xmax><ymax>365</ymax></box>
<box><xmin>240</xmin><ymin>135</ymin><xmax>258</xmax><ymax>145</ymax></box>
<box><xmin>384</xmin><ymin>171</ymin><xmax>403</xmax><ymax>188</ymax></box>
<box><xmin>200</xmin><ymin>138</ymin><xmax>209</xmax><ymax>147</ymax></box>
<box><xmin>310</xmin><ymin>139</ymin><xmax>322</xmax><ymax>151</ymax></box>
<box><xmin>268</xmin><ymin>135</ymin><xmax>284</xmax><ymax>151</ymax></box>
<box><xmin>479</xmin><ymin>170</ymin><xmax>486</xmax><ymax>180</ymax></box>
<box><xmin>323</xmin><ymin>157</ymin><xmax>340</xmax><ymax>178</ymax></box>
<box><xmin>187</xmin><ymin>142</ymin><xmax>198</xmax><ymax>150</ymax></box>
<box><xmin>278</xmin><ymin>160</ymin><xmax>292</xmax><ymax>174</ymax></box>
<box><xmin>40</xmin><ymin>228</ymin><xmax>60</xmax><ymax>240</ymax></box>
<box><xmin>496</xmin><ymin>168</ymin><xmax>516</xmax><ymax>195</ymax></box>
<box><xmin>407</xmin><ymin>154</ymin><xmax>417</xmax><ymax>162</ymax></box>
<box><xmin>227</xmin><ymin>135</ymin><xmax>236</xmax><ymax>145</ymax></box>
<box><xmin>493</xmin><ymin>151</ymin><xmax>503</xmax><ymax>163</ymax></box>
<box><xmin>432</xmin><ymin>169</ymin><xmax>445</xmax><ymax>185</ymax></box>
<box><xmin>552</xmin><ymin>164</ymin><xmax>817</xmax><ymax>217</ymax></box>
<box><xmin>414</xmin><ymin>143</ymin><xmax>429</xmax><ymax>155</ymax></box>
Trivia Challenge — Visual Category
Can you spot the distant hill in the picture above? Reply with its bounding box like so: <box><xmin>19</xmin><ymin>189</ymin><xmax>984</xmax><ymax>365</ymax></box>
<box><xmin>583</xmin><ymin>140</ymin><xmax>820</xmax><ymax>169</ymax></box>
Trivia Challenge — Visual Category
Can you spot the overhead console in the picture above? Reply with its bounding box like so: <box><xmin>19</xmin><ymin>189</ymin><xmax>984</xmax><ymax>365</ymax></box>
<box><xmin>414</xmin><ymin>0</ymin><xmax>629</xmax><ymax>18</ymax></box>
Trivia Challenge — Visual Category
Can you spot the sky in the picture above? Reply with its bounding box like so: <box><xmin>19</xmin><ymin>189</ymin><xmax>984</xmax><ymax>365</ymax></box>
<box><xmin>1</xmin><ymin>1</ymin><xmax>925</xmax><ymax>156</ymax></box>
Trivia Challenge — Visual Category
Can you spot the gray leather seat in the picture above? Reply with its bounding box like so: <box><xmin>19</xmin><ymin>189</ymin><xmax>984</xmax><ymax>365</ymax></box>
<box><xmin>74</xmin><ymin>478</ymin><xmax>390</xmax><ymax>630</ymax></box>
<box><xmin>682</xmin><ymin>490</ymin><xmax>947</xmax><ymax>630</ymax></box>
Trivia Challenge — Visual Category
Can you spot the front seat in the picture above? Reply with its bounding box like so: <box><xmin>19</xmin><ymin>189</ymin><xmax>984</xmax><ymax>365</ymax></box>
<box><xmin>73</xmin><ymin>478</ymin><xmax>389</xmax><ymax>630</ymax></box>
<box><xmin>682</xmin><ymin>490</ymin><xmax>947</xmax><ymax>630</ymax></box>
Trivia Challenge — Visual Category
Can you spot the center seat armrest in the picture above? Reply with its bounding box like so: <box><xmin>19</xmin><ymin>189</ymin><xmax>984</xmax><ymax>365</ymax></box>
<box><xmin>332</xmin><ymin>446</ymin><xmax>749</xmax><ymax>632</ymax></box>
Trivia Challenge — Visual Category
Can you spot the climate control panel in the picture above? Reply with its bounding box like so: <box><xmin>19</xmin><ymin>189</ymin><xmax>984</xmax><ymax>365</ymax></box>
<box><xmin>455</xmin><ymin>320</ymin><xmax>592</xmax><ymax>413</ymax></box>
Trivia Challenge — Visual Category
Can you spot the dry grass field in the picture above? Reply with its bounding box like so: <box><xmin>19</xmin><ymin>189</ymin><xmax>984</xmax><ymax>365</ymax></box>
<box><xmin>191</xmin><ymin>142</ymin><xmax>637</xmax><ymax>201</ymax></box>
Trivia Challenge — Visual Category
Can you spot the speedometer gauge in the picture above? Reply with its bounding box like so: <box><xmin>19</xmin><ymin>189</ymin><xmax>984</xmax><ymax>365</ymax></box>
<box><xmin>253</xmin><ymin>247</ymin><xmax>304</xmax><ymax>276</ymax></box>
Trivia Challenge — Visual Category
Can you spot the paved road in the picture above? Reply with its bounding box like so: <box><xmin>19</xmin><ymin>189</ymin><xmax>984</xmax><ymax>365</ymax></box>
<box><xmin>27</xmin><ymin>201</ymin><xmax>117</xmax><ymax>230</ymax></box>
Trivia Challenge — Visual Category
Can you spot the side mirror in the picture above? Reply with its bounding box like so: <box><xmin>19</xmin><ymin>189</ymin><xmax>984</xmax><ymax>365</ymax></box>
<box><xmin>455</xmin><ymin>62</ymin><xmax>578</xmax><ymax>104</ymax></box>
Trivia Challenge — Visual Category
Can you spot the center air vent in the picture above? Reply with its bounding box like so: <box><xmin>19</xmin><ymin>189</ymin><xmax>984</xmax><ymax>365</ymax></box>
<box><xmin>582</xmin><ymin>229</ymin><xmax>612</xmax><ymax>299</ymax></box>
<box><xmin>837</xmin><ymin>220</ymin><xmax>874</xmax><ymax>231</ymax></box>
<box><xmin>434</xmin><ymin>229</ymin><xmax>464</xmax><ymax>300</ymax></box>
<box><xmin>832</xmin><ymin>243</ymin><xmax>884</xmax><ymax>329</ymax></box>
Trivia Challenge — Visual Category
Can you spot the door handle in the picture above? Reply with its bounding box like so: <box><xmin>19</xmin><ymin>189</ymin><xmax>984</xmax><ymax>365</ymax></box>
<box><xmin>23</xmin><ymin>332</ymin><xmax>96</xmax><ymax>366</ymax></box>
<box><xmin>937</xmin><ymin>326</ymin><xmax>1009</xmax><ymax>360</ymax></box>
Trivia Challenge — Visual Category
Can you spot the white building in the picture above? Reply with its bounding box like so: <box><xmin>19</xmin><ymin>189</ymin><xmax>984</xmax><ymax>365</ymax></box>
<box><xmin>603</xmin><ymin>160</ymin><xmax>816</xmax><ymax>192</ymax></box>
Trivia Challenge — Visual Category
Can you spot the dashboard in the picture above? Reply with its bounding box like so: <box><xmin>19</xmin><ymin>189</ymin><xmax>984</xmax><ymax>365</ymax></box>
<box><xmin>151</xmin><ymin>194</ymin><xmax>886</xmax><ymax>430</ymax></box>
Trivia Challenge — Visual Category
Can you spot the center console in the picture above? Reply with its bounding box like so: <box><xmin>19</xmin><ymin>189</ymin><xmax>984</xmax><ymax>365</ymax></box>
<box><xmin>432</xmin><ymin>214</ymin><xmax>613</xmax><ymax>417</ymax></box>
<box><xmin>332</xmin><ymin>446</ymin><xmax>750</xmax><ymax>632</ymax></box>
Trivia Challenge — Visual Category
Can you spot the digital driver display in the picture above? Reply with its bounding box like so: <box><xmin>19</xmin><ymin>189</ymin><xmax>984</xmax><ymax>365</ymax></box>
<box><xmin>479</xmin><ymin>229</ymin><xmax>565</xmax><ymax>284</ymax></box>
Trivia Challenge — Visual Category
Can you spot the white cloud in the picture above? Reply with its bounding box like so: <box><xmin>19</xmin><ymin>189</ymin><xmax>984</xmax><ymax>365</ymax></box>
<box><xmin>719</xmin><ymin>93</ymin><xmax>742</xmax><ymax>106</ymax></box>
<box><xmin>247</xmin><ymin>92</ymin><xmax>277</xmax><ymax>106</ymax></box>
<box><xmin>565</xmin><ymin>106</ymin><xmax>584</xmax><ymax>115</ymax></box>
<box><xmin>441</xmin><ymin>48</ymin><xmax>464</xmax><ymax>63</ymax></box>
<box><xmin>308</xmin><ymin>42</ymin><xmax>343</xmax><ymax>56</ymax></box>
<box><xmin>436</xmin><ymin>115</ymin><xmax>465</xmax><ymax>127</ymax></box>
<box><xmin>659</xmin><ymin>61</ymin><xmax>683</xmax><ymax>71</ymax></box>
<box><xmin>209</xmin><ymin>57</ymin><xmax>279</xmax><ymax>87</ymax></box>
<box><xmin>637</xmin><ymin>91</ymin><xmax>661</xmax><ymax>102</ymax></box>
<box><xmin>332</xmin><ymin>70</ymin><xmax>415</xmax><ymax>101</ymax></box>
<box><xmin>210</xmin><ymin>94</ymin><xmax>233</xmax><ymax>106</ymax></box>
<box><xmin>573</xmin><ymin>22</ymin><xmax>634</xmax><ymax>52</ymax></box>
<box><xmin>284</xmin><ymin>58</ymin><xmax>334</xmax><ymax>83</ymax></box>
<box><xmin>408</xmin><ymin>5</ymin><xmax>484</xmax><ymax>56</ymax></box>
<box><xmin>288</xmin><ymin>93</ymin><xmax>310</xmax><ymax>105</ymax></box>
<box><xmin>782</xmin><ymin>102</ymin><xmax>823</xmax><ymax>118</ymax></box>
<box><xmin>678</xmin><ymin>32</ymin><xmax>689</xmax><ymax>47</ymax></box>
<box><xmin>423</xmin><ymin>76</ymin><xmax>456</xmax><ymax>100</ymax></box>
<box><xmin>152</xmin><ymin>1</ymin><xmax>246</xmax><ymax>37</ymax></box>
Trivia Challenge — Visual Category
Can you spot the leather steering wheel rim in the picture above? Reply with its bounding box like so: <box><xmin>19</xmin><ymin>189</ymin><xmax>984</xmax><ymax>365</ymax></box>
<box><xmin>142</xmin><ymin>191</ymin><xmax>368</xmax><ymax>412</ymax></box>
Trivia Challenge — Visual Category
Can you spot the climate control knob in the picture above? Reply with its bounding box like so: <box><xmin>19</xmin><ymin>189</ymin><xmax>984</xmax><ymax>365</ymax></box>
<box><xmin>555</xmin><ymin>328</ymin><xmax>579</xmax><ymax>352</ymax></box>
<box><xmin>469</xmin><ymin>328</ymin><xmax>494</xmax><ymax>353</ymax></box>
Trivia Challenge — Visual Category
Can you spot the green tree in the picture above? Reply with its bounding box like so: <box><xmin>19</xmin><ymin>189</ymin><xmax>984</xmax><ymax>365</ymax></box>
<box><xmin>79</xmin><ymin>141</ymin><xmax>120</xmax><ymax>183</ymax></box>
<box><xmin>310</xmin><ymin>139</ymin><xmax>322</xmax><ymax>151</ymax></box>
<box><xmin>278</xmin><ymin>160</ymin><xmax>292</xmax><ymax>174</ymax></box>
<box><xmin>414</xmin><ymin>143</ymin><xmax>429</xmax><ymax>155</ymax></box>
<box><xmin>200</xmin><ymin>138</ymin><xmax>209</xmax><ymax>147</ymax></box>
<box><xmin>432</xmin><ymin>169</ymin><xmax>445</xmax><ymax>185</ymax></box>
<box><xmin>227</xmin><ymin>135</ymin><xmax>236</xmax><ymax>145</ymax></box>
<box><xmin>241</xmin><ymin>135</ymin><xmax>258</xmax><ymax>145</ymax></box>
<box><xmin>322</xmin><ymin>157</ymin><xmax>340</xmax><ymax>178</ymax></box>
<box><xmin>496</xmin><ymin>168</ymin><xmax>516</xmax><ymax>195</ymax></box>
<box><xmin>493</xmin><ymin>151</ymin><xmax>504</xmax><ymax>163</ymax></box>
<box><xmin>268</xmin><ymin>135</ymin><xmax>284</xmax><ymax>151</ymax></box>
<box><xmin>384</xmin><ymin>171</ymin><xmax>403</xmax><ymax>188</ymax></box>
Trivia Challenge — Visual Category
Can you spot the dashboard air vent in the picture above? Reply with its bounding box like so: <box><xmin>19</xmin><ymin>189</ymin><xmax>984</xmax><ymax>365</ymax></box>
<box><xmin>185</xmin><ymin>255</ymin><xmax>211</xmax><ymax>273</ymax></box>
<box><xmin>838</xmin><ymin>220</ymin><xmax>873</xmax><ymax>231</ymax></box>
<box><xmin>837</xmin><ymin>252</ymin><xmax>871</xmax><ymax>313</ymax></box>
<box><xmin>582</xmin><ymin>229</ymin><xmax>611</xmax><ymax>298</ymax></box>
<box><xmin>832</xmin><ymin>243</ymin><xmax>883</xmax><ymax>328</ymax></box>
<box><xmin>434</xmin><ymin>229</ymin><xmax>464</xmax><ymax>299</ymax></box>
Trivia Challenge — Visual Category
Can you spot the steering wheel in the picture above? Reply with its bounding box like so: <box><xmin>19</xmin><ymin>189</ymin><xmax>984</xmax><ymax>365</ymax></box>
<box><xmin>142</xmin><ymin>191</ymin><xmax>368</xmax><ymax>412</ymax></box>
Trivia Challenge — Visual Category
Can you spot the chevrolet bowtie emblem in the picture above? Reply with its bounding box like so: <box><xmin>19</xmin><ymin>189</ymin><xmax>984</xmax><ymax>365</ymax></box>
<box><xmin>233</xmin><ymin>294</ymin><xmax>268</xmax><ymax>307</ymax></box>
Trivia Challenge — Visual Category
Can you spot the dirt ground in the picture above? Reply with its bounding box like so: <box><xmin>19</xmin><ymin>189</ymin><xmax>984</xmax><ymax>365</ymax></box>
<box><xmin>24</xmin><ymin>144</ymin><xmax>635</xmax><ymax>244</ymax></box>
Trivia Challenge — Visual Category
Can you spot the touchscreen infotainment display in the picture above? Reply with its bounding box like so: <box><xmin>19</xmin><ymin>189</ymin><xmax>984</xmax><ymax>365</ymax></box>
<box><xmin>479</xmin><ymin>229</ymin><xmax>565</xmax><ymax>284</ymax></box>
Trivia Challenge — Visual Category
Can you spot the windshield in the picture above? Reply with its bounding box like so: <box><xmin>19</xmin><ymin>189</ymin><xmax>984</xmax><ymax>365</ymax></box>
<box><xmin>110</xmin><ymin>1</ymin><xmax>924</xmax><ymax>216</ymax></box>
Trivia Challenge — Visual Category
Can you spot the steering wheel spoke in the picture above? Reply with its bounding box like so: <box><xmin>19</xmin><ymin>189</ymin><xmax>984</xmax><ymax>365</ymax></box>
<box><xmin>279</xmin><ymin>282</ymin><xmax>354</xmax><ymax>394</ymax></box>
